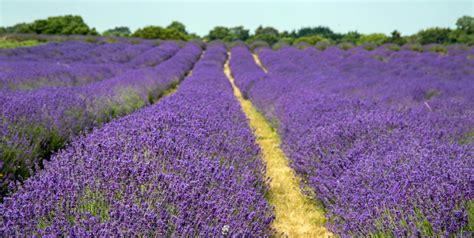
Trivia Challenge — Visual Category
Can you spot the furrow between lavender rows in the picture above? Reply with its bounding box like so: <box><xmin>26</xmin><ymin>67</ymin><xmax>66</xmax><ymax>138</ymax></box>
<box><xmin>226</xmin><ymin>50</ymin><xmax>332</xmax><ymax>237</ymax></box>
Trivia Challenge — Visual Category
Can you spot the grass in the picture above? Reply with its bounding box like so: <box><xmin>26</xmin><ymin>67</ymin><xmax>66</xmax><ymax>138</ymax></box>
<box><xmin>225</xmin><ymin>54</ymin><xmax>332</xmax><ymax>237</ymax></box>
<box><xmin>0</xmin><ymin>38</ymin><xmax>43</xmax><ymax>49</ymax></box>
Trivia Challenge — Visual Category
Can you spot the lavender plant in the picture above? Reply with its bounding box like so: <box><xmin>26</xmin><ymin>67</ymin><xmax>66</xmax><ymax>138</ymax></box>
<box><xmin>231</xmin><ymin>45</ymin><xmax>473</xmax><ymax>236</ymax></box>
<box><xmin>1</xmin><ymin>43</ymin><xmax>274</xmax><ymax>236</ymax></box>
<box><xmin>0</xmin><ymin>42</ymin><xmax>201</xmax><ymax>197</ymax></box>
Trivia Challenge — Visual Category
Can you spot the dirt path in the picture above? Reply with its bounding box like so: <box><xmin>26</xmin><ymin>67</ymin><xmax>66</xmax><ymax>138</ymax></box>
<box><xmin>224</xmin><ymin>54</ymin><xmax>332</xmax><ymax>237</ymax></box>
<box><xmin>252</xmin><ymin>53</ymin><xmax>268</xmax><ymax>73</ymax></box>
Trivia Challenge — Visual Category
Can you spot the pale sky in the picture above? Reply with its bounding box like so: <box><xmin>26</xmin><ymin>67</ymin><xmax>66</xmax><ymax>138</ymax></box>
<box><xmin>0</xmin><ymin>0</ymin><xmax>472</xmax><ymax>36</ymax></box>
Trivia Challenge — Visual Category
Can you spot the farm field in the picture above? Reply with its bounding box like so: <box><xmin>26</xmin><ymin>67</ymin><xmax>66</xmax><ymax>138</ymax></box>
<box><xmin>0</xmin><ymin>40</ymin><xmax>473</xmax><ymax>237</ymax></box>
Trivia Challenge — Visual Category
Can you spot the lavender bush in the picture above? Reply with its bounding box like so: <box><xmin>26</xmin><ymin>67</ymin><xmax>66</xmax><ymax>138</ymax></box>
<box><xmin>1</xmin><ymin>43</ymin><xmax>273</xmax><ymax>236</ymax></box>
<box><xmin>0</xmin><ymin>42</ymin><xmax>201</xmax><ymax>197</ymax></box>
<box><xmin>231</xmin><ymin>46</ymin><xmax>473</xmax><ymax>236</ymax></box>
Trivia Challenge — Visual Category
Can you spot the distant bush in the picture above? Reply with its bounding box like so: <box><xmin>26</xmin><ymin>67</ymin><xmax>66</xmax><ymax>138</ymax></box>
<box><xmin>416</xmin><ymin>27</ymin><xmax>452</xmax><ymax>44</ymax></box>
<box><xmin>103</xmin><ymin>26</ymin><xmax>131</xmax><ymax>37</ymax></box>
<box><xmin>247</xmin><ymin>34</ymin><xmax>279</xmax><ymax>46</ymax></box>
<box><xmin>338</xmin><ymin>42</ymin><xmax>355</xmax><ymax>50</ymax></box>
<box><xmin>273</xmin><ymin>41</ymin><xmax>290</xmax><ymax>50</ymax></box>
<box><xmin>425</xmin><ymin>44</ymin><xmax>448</xmax><ymax>54</ymax></box>
<box><xmin>384</xmin><ymin>43</ymin><xmax>401</xmax><ymax>51</ymax></box>
<box><xmin>402</xmin><ymin>43</ymin><xmax>424</xmax><ymax>52</ymax></box>
<box><xmin>315</xmin><ymin>41</ymin><xmax>332</xmax><ymax>50</ymax></box>
<box><xmin>357</xmin><ymin>33</ymin><xmax>388</xmax><ymax>46</ymax></box>
<box><xmin>293</xmin><ymin>35</ymin><xmax>331</xmax><ymax>45</ymax></box>
<box><xmin>248</xmin><ymin>40</ymin><xmax>270</xmax><ymax>51</ymax></box>
<box><xmin>132</xmin><ymin>26</ymin><xmax>188</xmax><ymax>40</ymax></box>
<box><xmin>294</xmin><ymin>42</ymin><xmax>312</xmax><ymax>49</ymax></box>
<box><xmin>361</xmin><ymin>43</ymin><xmax>377</xmax><ymax>51</ymax></box>
<box><xmin>0</xmin><ymin>39</ymin><xmax>42</xmax><ymax>49</ymax></box>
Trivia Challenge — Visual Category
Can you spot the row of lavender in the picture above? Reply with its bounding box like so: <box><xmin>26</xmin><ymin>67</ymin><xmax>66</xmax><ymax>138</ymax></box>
<box><xmin>0</xmin><ymin>41</ymin><xmax>181</xmax><ymax>90</ymax></box>
<box><xmin>1</xmin><ymin>42</ymin><xmax>201</xmax><ymax>197</ymax></box>
<box><xmin>230</xmin><ymin>46</ymin><xmax>473</xmax><ymax>236</ymax></box>
<box><xmin>1</xmin><ymin>43</ymin><xmax>274</xmax><ymax>236</ymax></box>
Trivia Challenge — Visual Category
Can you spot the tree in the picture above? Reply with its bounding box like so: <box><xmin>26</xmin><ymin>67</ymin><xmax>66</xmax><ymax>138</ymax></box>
<box><xmin>340</xmin><ymin>31</ymin><xmax>361</xmax><ymax>43</ymax></box>
<box><xmin>357</xmin><ymin>33</ymin><xmax>388</xmax><ymax>45</ymax></box>
<box><xmin>247</xmin><ymin>34</ymin><xmax>279</xmax><ymax>45</ymax></box>
<box><xmin>230</xmin><ymin>26</ymin><xmax>250</xmax><ymax>41</ymax></box>
<box><xmin>207</xmin><ymin>26</ymin><xmax>232</xmax><ymax>41</ymax></box>
<box><xmin>5</xmin><ymin>15</ymin><xmax>96</xmax><ymax>35</ymax></box>
<box><xmin>103</xmin><ymin>26</ymin><xmax>131</xmax><ymax>37</ymax></box>
<box><xmin>255</xmin><ymin>26</ymin><xmax>279</xmax><ymax>36</ymax></box>
<box><xmin>387</xmin><ymin>30</ymin><xmax>406</xmax><ymax>45</ymax></box>
<box><xmin>294</xmin><ymin>26</ymin><xmax>338</xmax><ymax>39</ymax></box>
<box><xmin>167</xmin><ymin>21</ymin><xmax>187</xmax><ymax>34</ymax></box>
<box><xmin>456</xmin><ymin>16</ymin><xmax>474</xmax><ymax>34</ymax></box>
<box><xmin>416</xmin><ymin>27</ymin><xmax>452</xmax><ymax>44</ymax></box>
<box><xmin>132</xmin><ymin>26</ymin><xmax>187</xmax><ymax>40</ymax></box>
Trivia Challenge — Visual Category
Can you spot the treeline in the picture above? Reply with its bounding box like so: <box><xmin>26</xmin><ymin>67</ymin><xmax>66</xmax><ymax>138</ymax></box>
<box><xmin>1</xmin><ymin>15</ymin><xmax>473</xmax><ymax>46</ymax></box>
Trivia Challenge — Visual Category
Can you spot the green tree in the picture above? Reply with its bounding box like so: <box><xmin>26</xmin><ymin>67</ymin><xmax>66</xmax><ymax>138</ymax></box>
<box><xmin>167</xmin><ymin>21</ymin><xmax>187</xmax><ymax>34</ymax></box>
<box><xmin>340</xmin><ymin>31</ymin><xmax>361</xmax><ymax>43</ymax></box>
<box><xmin>247</xmin><ymin>34</ymin><xmax>279</xmax><ymax>45</ymax></box>
<box><xmin>255</xmin><ymin>26</ymin><xmax>279</xmax><ymax>36</ymax></box>
<box><xmin>133</xmin><ymin>26</ymin><xmax>187</xmax><ymax>40</ymax></box>
<box><xmin>456</xmin><ymin>16</ymin><xmax>474</xmax><ymax>34</ymax></box>
<box><xmin>387</xmin><ymin>30</ymin><xmax>406</xmax><ymax>45</ymax></box>
<box><xmin>293</xmin><ymin>26</ymin><xmax>341</xmax><ymax>41</ymax></box>
<box><xmin>7</xmin><ymin>15</ymin><xmax>96</xmax><ymax>35</ymax></box>
<box><xmin>230</xmin><ymin>26</ymin><xmax>250</xmax><ymax>41</ymax></box>
<box><xmin>416</xmin><ymin>27</ymin><xmax>452</xmax><ymax>44</ymax></box>
<box><xmin>208</xmin><ymin>26</ymin><xmax>232</xmax><ymax>41</ymax></box>
<box><xmin>103</xmin><ymin>27</ymin><xmax>131</xmax><ymax>37</ymax></box>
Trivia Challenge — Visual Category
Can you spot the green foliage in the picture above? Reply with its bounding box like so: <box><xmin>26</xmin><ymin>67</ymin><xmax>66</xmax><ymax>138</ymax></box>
<box><xmin>207</xmin><ymin>26</ymin><xmax>250</xmax><ymax>42</ymax></box>
<box><xmin>315</xmin><ymin>41</ymin><xmax>332</xmax><ymax>50</ymax></box>
<box><xmin>449</xmin><ymin>29</ymin><xmax>474</xmax><ymax>45</ymax></box>
<box><xmin>416</xmin><ymin>27</ymin><xmax>452</xmax><ymax>44</ymax></box>
<box><xmin>427</xmin><ymin>45</ymin><xmax>448</xmax><ymax>54</ymax></box>
<box><xmin>247</xmin><ymin>34</ymin><xmax>279</xmax><ymax>45</ymax></box>
<box><xmin>341</xmin><ymin>31</ymin><xmax>361</xmax><ymax>44</ymax></box>
<box><xmin>388</xmin><ymin>30</ymin><xmax>407</xmax><ymax>45</ymax></box>
<box><xmin>132</xmin><ymin>26</ymin><xmax>188</xmax><ymax>40</ymax></box>
<box><xmin>293</xmin><ymin>35</ymin><xmax>330</xmax><ymax>45</ymax></box>
<box><xmin>292</xmin><ymin>26</ymin><xmax>342</xmax><ymax>41</ymax></box>
<box><xmin>456</xmin><ymin>16</ymin><xmax>474</xmax><ymax>34</ymax></box>
<box><xmin>386</xmin><ymin>44</ymin><xmax>401</xmax><ymax>51</ymax></box>
<box><xmin>273</xmin><ymin>37</ymin><xmax>295</xmax><ymax>50</ymax></box>
<box><xmin>11</xmin><ymin>15</ymin><xmax>98</xmax><ymax>35</ymax></box>
<box><xmin>0</xmin><ymin>39</ymin><xmax>42</xmax><ymax>49</ymax></box>
<box><xmin>255</xmin><ymin>26</ymin><xmax>279</xmax><ymax>36</ymax></box>
<box><xmin>408</xmin><ymin>44</ymin><xmax>424</xmax><ymax>52</ymax></box>
<box><xmin>102</xmin><ymin>26</ymin><xmax>131</xmax><ymax>37</ymax></box>
<box><xmin>357</xmin><ymin>33</ymin><xmax>388</xmax><ymax>45</ymax></box>
<box><xmin>207</xmin><ymin>26</ymin><xmax>232</xmax><ymax>41</ymax></box>
<box><xmin>167</xmin><ymin>21</ymin><xmax>187</xmax><ymax>34</ymax></box>
<box><xmin>230</xmin><ymin>26</ymin><xmax>250</xmax><ymax>41</ymax></box>
<box><xmin>338</xmin><ymin>42</ymin><xmax>355</xmax><ymax>50</ymax></box>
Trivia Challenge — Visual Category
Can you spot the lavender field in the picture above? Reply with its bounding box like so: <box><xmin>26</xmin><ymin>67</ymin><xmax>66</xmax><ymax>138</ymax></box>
<box><xmin>0</xmin><ymin>40</ymin><xmax>472</xmax><ymax>237</ymax></box>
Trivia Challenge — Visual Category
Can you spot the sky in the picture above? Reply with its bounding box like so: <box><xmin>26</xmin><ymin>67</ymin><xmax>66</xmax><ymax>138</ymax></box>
<box><xmin>0</xmin><ymin>0</ymin><xmax>472</xmax><ymax>36</ymax></box>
